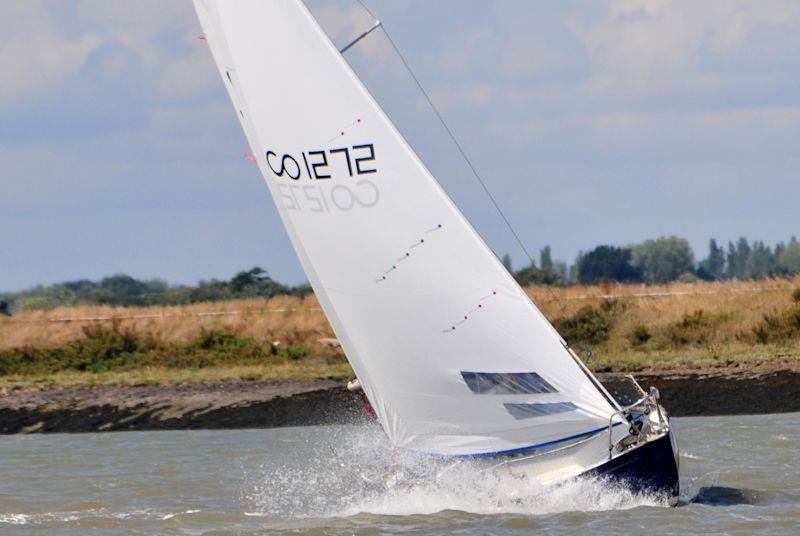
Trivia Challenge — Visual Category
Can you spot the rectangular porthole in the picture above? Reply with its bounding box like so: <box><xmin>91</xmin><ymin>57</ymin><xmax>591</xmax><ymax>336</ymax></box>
<box><xmin>504</xmin><ymin>402</ymin><xmax>578</xmax><ymax>420</ymax></box>
<box><xmin>460</xmin><ymin>372</ymin><xmax>557</xmax><ymax>395</ymax></box>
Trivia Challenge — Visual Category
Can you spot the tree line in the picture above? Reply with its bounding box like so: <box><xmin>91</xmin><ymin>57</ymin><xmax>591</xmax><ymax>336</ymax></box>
<box><xmin>2</xmin><ymin>235</ymin><xmax>799</xmax><ymax>313</ymax></box>
<box><xmin>508</xmin><ymin>235</ymin><xmax>800</xmax><ymax>286</ymax></box>
<box><xmin>0</xmin><ymin>267</ymin><xmax>311</xmax><ymax>312</ymax></box>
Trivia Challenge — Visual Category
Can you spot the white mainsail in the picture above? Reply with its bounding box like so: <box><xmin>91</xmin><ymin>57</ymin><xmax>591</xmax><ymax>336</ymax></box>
<box><xmin>194</xmin><ymin>0</ymin><xmax>620</xmax><ymax>456</ymax></box>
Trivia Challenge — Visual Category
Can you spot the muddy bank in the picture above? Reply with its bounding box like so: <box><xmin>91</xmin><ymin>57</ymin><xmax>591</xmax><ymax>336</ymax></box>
<box><xmin>601</xmin><ymin>370</ymin><xmax>800</xmax><ymax>417</ymax></box>
<box><xmin>1</xmin><ymin>367</ymin><xmax>799</xmax><ymax>434</ymax></box>
<box><xmin>0</xmin><ymin>380</ymin><xmax>368</xmax><ymax>435</ymax></box>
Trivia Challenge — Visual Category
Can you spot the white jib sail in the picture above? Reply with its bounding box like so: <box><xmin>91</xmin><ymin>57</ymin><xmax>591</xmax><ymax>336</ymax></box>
<box><xmin>193</xmin><ymin>0</ymin><xmax>621</xmax><ymax>456</ymax></box>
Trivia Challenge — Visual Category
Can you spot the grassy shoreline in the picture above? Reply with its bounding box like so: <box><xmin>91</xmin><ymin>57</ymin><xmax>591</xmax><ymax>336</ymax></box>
<box><xmin>1</xmin><ymin>279</ymin><xmax>798</xmax><ymax>390</ymax></box>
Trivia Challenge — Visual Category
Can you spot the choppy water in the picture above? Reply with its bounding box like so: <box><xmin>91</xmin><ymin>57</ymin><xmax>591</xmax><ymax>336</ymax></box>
<box><xmin>0</xmin><ymin>413</ymin><xmax>798</xmax><ymax>535</ymax></box>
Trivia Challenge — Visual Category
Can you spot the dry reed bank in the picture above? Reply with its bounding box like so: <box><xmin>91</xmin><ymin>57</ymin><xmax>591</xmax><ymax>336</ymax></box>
<box><xmin>1</xmin><ymin>278</ymin><xmax>798</xmax><ymax>388</ymax></box>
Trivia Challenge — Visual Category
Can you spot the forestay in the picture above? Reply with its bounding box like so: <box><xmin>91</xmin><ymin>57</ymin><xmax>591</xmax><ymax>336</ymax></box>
<box><xmin>193</xmin><ymin>0</ymin><xmax>620</xmax><ymax>456</ymax></box>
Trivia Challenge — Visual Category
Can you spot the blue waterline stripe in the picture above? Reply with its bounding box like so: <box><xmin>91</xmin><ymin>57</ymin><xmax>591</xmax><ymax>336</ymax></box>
<box><xmin>450</xmin><ymin>422</ymin><xmax>624</xmax><ymax>459</ymax></box>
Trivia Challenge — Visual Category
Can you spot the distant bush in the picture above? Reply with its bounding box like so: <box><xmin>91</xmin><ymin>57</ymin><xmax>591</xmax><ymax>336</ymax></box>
<box><xmin>677</xmin><ymin>272</ymin><xmax>700</xmax><ymax>283</ymax></box>
<box><xmin>664</xmin><ymin>310</ymin><xmax>717</xmax><ymax>348</ymax></box>
<box><xmin>185</xmin><ymin>328</ymin><xmax>271</xmax><ymax>367</ymax></box>
<box><xmin>0</xmin><ymin>321</ymin><xmax>154</xmax><ymax>375</ymax></box>
<box><xmin>0</xmin><ymin>347</ymin><xmax>48</xmax><ymax>375</ymax></box>
<box><xmin>197</xmin><ymin>329</ymin><xmax>252</xmax><ymax>352</ymax></box>
<box><xmin>0</xmin><ymin>324</ymin><xmax>318</xmax><ymax>377</ymax></box>
<box><xmin>281</xmin><ymin>344</ymin><xmax>310</xmax><ymax>361</ymax></box>
<box><xmin>753</xmin><ymin>303</ymin><xmax>800</xmax><ymax>344</ymax></box>
<box><xmin>553</xmin><ymin>306</ymin><xmax>610</xmax><ymax>345</ymax></box>
<box><xmin>600</xmin><ymin>298</ymin><xmax>628</xmax><ymax>315</ymax></box>
<box><xmin>792</xmin><ymin>287</ymin><xmax>800</xmax><ymax>303</ymax></box>
<box><xmin>628</xmin><ymin>325</ymin><xmax>652</xmax><ymax>347</ymax></box>
<box><xmin>71</xmin><ymin>322</ymin><xmax>155</xmax><ymax>373</ymax></box>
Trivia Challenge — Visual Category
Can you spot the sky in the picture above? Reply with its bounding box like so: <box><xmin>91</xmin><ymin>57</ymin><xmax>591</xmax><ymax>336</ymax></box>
<box><xmin>1</xmin><ymin>0</ymin><xmax>799</xmax><ymax>292</ymax></box>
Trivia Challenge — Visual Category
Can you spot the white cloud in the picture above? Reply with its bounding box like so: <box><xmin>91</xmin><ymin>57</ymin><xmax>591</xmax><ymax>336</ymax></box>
<box><xmin>429</xmin><ymin>83</ymin><xmax>496</xmax><ymax>112</ymax></box>
<box><xmin>587</xmin><ymin>105</ymin><xmax>800</xmax><ymax>155</ymax></box>
<box><xmin>0</xmin><ymin>2</ymin><xmax>101</xmax><ymax>105</ymax></box>
<box><xmin>436</xmin><ymin>10</ymin><xmax>558</xmax><ymax>81</ymax></box>
<box><xmin>73</xmin><ymin>0</ymin><xmax>192</xmax><ymax>67</ymax></box>
<box><xmin>157</xmin><ymin>44</ymin><xmax>219</xmax><ymax>99</ymax></box>
<box><xmin>485</xmin><ymin>105</ymin><xmax>800</xmax><ymax>160</ymax></box>
<box><xmin>568</xmin><ymin>0</ymin><xmax>800</xmax><ymax>93</ymax></box>
<box><xmin>0</xmin><ymin>1</ymin><xmax>213</xmax><ymax>106</ymax></box>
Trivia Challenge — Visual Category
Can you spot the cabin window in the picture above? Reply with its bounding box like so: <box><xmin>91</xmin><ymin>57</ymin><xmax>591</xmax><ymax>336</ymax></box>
<box><xmin>504</xmin><ymin>402</ymin><xmax>578</xmax><ymax>420</ymax></box>
<box><xmin>460</xmin><ymin>371</ymin><xmax>556</xmax><ymax>395</ymax></box>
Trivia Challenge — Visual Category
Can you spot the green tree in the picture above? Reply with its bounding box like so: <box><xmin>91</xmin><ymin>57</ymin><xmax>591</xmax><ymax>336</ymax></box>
<box><xmin>515</xmin><ymin>262</ymin><xmax>563</xmax><ymax>286</ymax></box>
<box><xmin>100</xmin><ymin>274</ymin><xmax>147</xmax><ymax>297</ymax></box>
<box><xmin>227</xmin><ymin>267</ymin><xmax>290</xmax><ymax>298</ymax></box>
<box><xmin>697</xmin><ymin>239</ymin><xmax>725</xmax><ymax>281</ymax></box>
<box><xmin>540</xmin><ymin>246</ymin><xmax>553</xmax><ymax>272</ymax></box>
<box><xmin>745</xmin><ymin>240</ymin><xmax>775</xmax><ymax>279</ymax></box>
<box><xmin>554</xmin><ymin>261</ymin><xmax>569</xmax><ymax>281</ymax></box>
<box><xmin>725</xmin><ymin>237</ymin><xmax>753</xmax><ymax>280</ymax></box>
<box><xmin>735</xmin><ymin>237</ymin><xmax>752</xmax><ymax>279</ymax></box>
<box><xmin>725</xmin><ymin>241</ymin><xmax>737</xmax><ymax>279</ymax></box>
<box><xmin>576</xmin><ymin>246</ymin><xmax>642</xmax><ymax>285</ymax></box>
<box><xmin>501</xmin><ymin>253</ymin><xmax>513</xmax><ymax>273</ymax></box>
<box><xmin>774</xmin><ymin>241</ymin><xmax>786</xmax><ymax>265</ymax></box>
<box><xmin>631</xmin><ymin>236</ymin><xmax>695</xmax><ymax>284</ymax></box>
<box><xmin>230</xmin><ymin>267</ymin><xmax>268</xmax><ymax>292</ymax></box>
<box><xmin>776</xmin><ymin>236</ymin><xmax>800</xmax><ymax>276</ymax></box>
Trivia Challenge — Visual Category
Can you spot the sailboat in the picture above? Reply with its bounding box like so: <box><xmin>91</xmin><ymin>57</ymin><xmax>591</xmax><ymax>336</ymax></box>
<box><xmin>192</xmin><ymin>0</ymin><xmax>680</xmax><ymax>499</ymax></box>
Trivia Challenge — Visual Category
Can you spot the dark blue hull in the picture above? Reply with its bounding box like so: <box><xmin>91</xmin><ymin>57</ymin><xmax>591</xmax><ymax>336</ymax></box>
<box><xmin>583</xmin><ymin>432</ymin><xmax>680</xmax><ymax>498</ymax></box>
